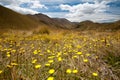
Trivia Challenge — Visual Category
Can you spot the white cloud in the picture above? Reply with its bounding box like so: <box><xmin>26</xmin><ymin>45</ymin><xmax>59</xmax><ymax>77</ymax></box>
<box><xmin>0</xmin><ymin>0</ymin><xmax>47</xmax><ymax>14</ymax></box>
<box><xmin>40</xmin><ymin>0</ymin><xmax>64</xmax><ymax>4</ymax></box>
<box><xmin>29</xmin><ymin>1</ymin><xmax>47</xmax><ymax>9</ymax></box>
<box><xmin>5</xmin><ymin>5</ymin><xmax>39</xmax><ymax>14</ymax></box>
<box><xmin>82</xmin><ymin>0</ymin><xmax>118</xmax><ymax>3</ymax></box>
<box><xmin>60</xmin><ymin>1</ymin><xmax>108</xmax><ymax>14</ymax></box>
<box><xmin>59</xmin><ymin>1</ymin><xmax>120</xmax><ymax>22</ymax></box>
<box><xmin>67</xmin><ymin>13</ymin><xmax>120</xmax><ymax>22</ymax></box>
<box><xmin>43</xmin><ymin>12</ymin><xmax>67</xmax><ymax>18</ymax></box>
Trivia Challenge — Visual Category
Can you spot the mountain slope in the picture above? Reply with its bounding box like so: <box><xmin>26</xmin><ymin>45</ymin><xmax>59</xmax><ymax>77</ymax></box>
<box><xmin>0</xmin><ymin>5</ymin><xmax>120</xmax><ymax>31</ymax></box>
<box><xmin>0</xmin><ymin>5</ymin><xmax>39</xmax><ymax>30</ymax></box>
<box><xmin>76</xmin><ymin>20</ymin><xmax>120</xmax><ymax>31</ymax></box>
<box><xmin>27</xmin><ymin>13</ymin><xmax>55</xmax><ymax>27</ymax></box>
<box><xmin>28</xmin><ymin>13</ymin><xmax>120</xmax><ymax>31</ymax></box>
<box><xmin>27</xmin><ymin>13</ymin><xmax>77</xmax><ymax>29</ymax></box>
<box><xmin>52</xmin><ymin>18</ymin><xmax>77</xmax><ymax>29</ymax></box>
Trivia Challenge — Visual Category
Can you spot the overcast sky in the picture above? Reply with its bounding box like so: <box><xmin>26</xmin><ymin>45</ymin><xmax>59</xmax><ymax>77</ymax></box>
<box><xmin>0</xmin><ymin>0</ymin><xmax>120</xmax><ymax>22</ymax></box>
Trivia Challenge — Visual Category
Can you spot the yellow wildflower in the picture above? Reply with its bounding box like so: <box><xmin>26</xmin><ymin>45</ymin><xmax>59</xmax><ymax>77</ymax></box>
<box><xmin>48</xmin><ymin>56</ymin><xmax>55</xmax><ymax>59</ymax></box>
<box><xmin>6</xmin><ymin>52</ymin><xmax>11</xmax><ymax>57</ymax></box>
<box><xmin>76</xmin><ymin>52</ymin><xmax>82</xmax><ymax>55</ymax></box>
<box><xmin>83</xmin><ymin>59</ymin><xmax>88</xmax><ymax>63</ymax></box>
<box><xmin>48</xmin><ymin>69</ymin><xmax>55</xmax><ymax>74</ymax></box>
<box><xmin>47</xmin><ymin>77</ymin><xmax>54</xmax><ymax>80</ymax></box>
<box><xmin>47</xmin><ymin>50</ymin><xmax>51</xmax><ymax>53</ymax></box>
<box><xmin>0</xmin><ymin>70</ymin><xmax>3</xmax><ymax>74</ymax></box>
<box><xmin>72</xmin><ymin>69</ymin><xmax>78</xmax><ymax>74</ymax></box>
<box><xmin>106</xmin><ymin>44</ymin><xmax>110</xmax><ymax>46</ymax></box>
<box><xmin>58</xmin><ymin>57</ymin><xmax>62</xmax><ymax>61</ymax></box>
<box><xmin>92</xmin><ymin>72</ymin><xmax>98</xmax><ymax>76</ymax></box>
<box><xmin>45</xmin><ymin>63</ymin><xmax>50</xmax><ymax>67</ymax></box>
<box><xmin>11</xmin><ymin>50</ymin><xmax>16</xmax><ymax>53</ymax></box>
<box><xmin>32</xmin><ymin>59</ymin><xmax>37</xmax><ymax>64</ymax></box>
<box><xmin>35</xmin><ymin>64</ymin><xmax>41</xmax><ymax>69</ymax></box>
<box><xmin>33</xmin><ymin>50</ymin><xmax>38</xmax><ymax>54</ymax></box>
<box><xmin>48</xmin><ymin>60</ymin><xmax>54</xmax><ymax>63</ymax></box>
<box><xmin>7</xmin><ymin>65</ymin><xmax>12</xmax><ymax>68</ymax></box>
<box><xmin>11</xmin><ymin>62</ymin><xmax>18</xmax><ymax>66</ymax></box>
<box><xmin>66</xmin><ymin>69</ymin><xmax>72</xmax><ymax>74</ymax></box>
<box><xmin>57</xmin><ymin>52</ymin><xmax>61</xmax><ymax>57</ymax></box>
<box><xmin>72</xmin><ymin>55</ymin><xmax>78</xmax><ymax>59</ymax></box>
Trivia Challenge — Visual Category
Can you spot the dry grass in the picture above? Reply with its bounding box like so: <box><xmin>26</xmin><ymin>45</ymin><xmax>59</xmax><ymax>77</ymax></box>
<box><xmin>0</xmin><ymin>30</ymin><xmax>120</xmax><ymax>80</ymax></box>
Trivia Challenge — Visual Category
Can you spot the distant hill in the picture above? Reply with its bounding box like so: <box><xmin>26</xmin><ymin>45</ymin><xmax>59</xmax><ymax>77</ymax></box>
<box><xmin>0</xmin><ymin>5</ymin><xmax>39</xmax><ymax>30</ymax></box>
<box><xmin>52</xmin><ymin>18</ymin><xmax>77</xmax><ymax>29</ymax></box>
<box><xmin>75</xmin><ymin>20</ymin><xmax>120</xmax><ymax>31</ymax></box>
<box><xmin>27</xmin><ymin>13</ymin><xmax>77</xmax><ymax>29</ymax></box>
<box><xmin>28</xmin><ymin>13</ymin><xmax>120</xmax><ymax>31</ymax></box>
<box><xmin>27</xmin><ymin>13</ymin><xmax>55</xmax><ymax>28</ymax></box>
<box><xmin>0</xmin><ymin>5</ymin><xmax>120</xmax><ymax>32</ymax></box>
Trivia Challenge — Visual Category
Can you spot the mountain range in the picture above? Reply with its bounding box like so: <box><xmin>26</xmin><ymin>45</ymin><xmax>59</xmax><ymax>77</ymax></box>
<box><xmin>0</xmin><ymin>5</ymin><xmax>120</xmax><ymax>32</ymax></box>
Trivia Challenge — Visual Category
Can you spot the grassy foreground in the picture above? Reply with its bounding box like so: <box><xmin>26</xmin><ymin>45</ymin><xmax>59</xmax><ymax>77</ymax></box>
<box><xmin>0</xmin><ymin>30</ymin><xmax>120</xmax><ymax>80</ymax></box>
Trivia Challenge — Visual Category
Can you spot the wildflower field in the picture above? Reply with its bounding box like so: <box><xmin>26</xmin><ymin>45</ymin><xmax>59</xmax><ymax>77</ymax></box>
<box><xmin>0</xmin><ymin>30</ymin><xmax>120</xmax><ymax>80</ymax></box>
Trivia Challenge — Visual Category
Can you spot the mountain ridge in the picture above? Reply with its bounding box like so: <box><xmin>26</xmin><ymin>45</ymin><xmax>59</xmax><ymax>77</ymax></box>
<box><xmin>0</xmin><ymin>5</ymin><xmax>120</xmax><ymax>32</ymax></box>
<box><xmin>27</xmin><ymin>13</ymin><xmax>77</xmax><ymax>29</ymax></box>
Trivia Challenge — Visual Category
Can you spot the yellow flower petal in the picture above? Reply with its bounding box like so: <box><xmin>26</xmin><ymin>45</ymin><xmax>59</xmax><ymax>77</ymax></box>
<box><xmin>11</xmin><ymin>62</ymin><xmax>18</xmax><ymax>66</ymax></box>
<box><xmin>48</xmin><ymin>60</ymin><xmax>54</xmax><ymax>63</ymax></box>
<box><xmin>76</xmin><ymin>52</ymin><xmax>82</xmax><ymax>55</ymax></box>
<box><xmin>48</xmin><ymin>69</ymin><xmax>55</xmax><ymax>74</ymax></box>
<box><xmin>72</xmin><ymin>69</ymin><xmax>78</xmax><ymax>74</ymax></box>
<box><xmin>58</xmin><ymin>57</ymin><xmax>62</xmax><ymax>61</ymax></box>
<box><xmin>83</xmin><ymin>59</ymin><xmax>88</xmax><ymax>63</ymax></box>
<box><xmin>66</xmin><ymin>69</ymin><xmax>72</xmax><ymax>74</ymax></box>
<box><xmin>47</xmin><ymin>77</ymin><xmax>54</xmax><ymax>80</ymax></box>
<box><xmin>92</xmin><ymin>72</ymin><xmax>98</xmax><ymax>76</ymax></box>
<box><xmin>0</xmin><ymin>70</ymin><xmax>3</xmax><ymax>74</ymax></box>
<box><xmin>33</xmin><ymin>50</ymin><xmax>38</xmax><ymax>54</ymax></box>
<box><xmin>35</xmin><ymin>64</ymin><xmax>41</xmax><ymax>69</ymax></box>
<box><xmin>32</xmin><ymin>59</ymin><xmax>37</xmax><ymax>64</ymax></box>
<box><xmin>7</xmin><ymin>53</ymin><xmax>11</xmax><ymax>57</ymax></box>
<box><xmin>45</xmin><ymin>63</ymin><xmax>50</xmax><ymax>67</ymax></box>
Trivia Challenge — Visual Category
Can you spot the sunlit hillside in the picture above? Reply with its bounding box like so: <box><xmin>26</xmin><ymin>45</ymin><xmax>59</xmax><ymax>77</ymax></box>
<box><xmin>0</xmin><ymin>5</ymin><xmax>39</xmax><ymax>30</ymax></box>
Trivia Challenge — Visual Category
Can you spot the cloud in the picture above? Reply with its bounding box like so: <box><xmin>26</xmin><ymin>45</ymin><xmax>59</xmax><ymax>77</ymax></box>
<box><xmin>27</xmin><ymin>1</ymin><xmax>48</xmax><ymax>9</ymax></box>
<box><xmin>41</xmin><ymin>0</ymin><xmax>64</xmax><ymax>3</ymax></box>
<box><xmin>67</xmin><ymin>13</ymin><xmax>120</xmax><ymax>22</ymax></box>
<box><xmin>59</xmin><ymin>1</ymin><xmax>120</xmax><ymax>22</ymax></box>
<box><xmin>0</xmin><ymin>0</ymin><xmax>47</xmax><ymax>14</ymax></box>
<box><xmin>0</xmin><ymin>0</ymin><xmax>119</xmax><ymax>22</ymax></box>
<box><xmin>5</xmin><ymin>5</ymin><xmax>39</xmax><ymax>14</ymax></box>
<box><xmin>43</xmin><ymin>12</ymin><xmax>67</xmax><ymax>18</ymax></box>
<box><xmin>60</xmin><ymin>1</ymin><xmax>109</xmax><ymax>13</ymax></box>
<box><xmin>82</xmin><ymin>0</ymin><xmax>118</xmax><ymax>3</ymax></box>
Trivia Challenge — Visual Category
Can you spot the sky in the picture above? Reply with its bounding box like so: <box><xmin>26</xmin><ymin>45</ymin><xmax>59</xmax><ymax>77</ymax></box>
<box><xmin>0</xmin><ymin>0</ymin><xmax>120</xmax><ymax>23</ymax></box>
